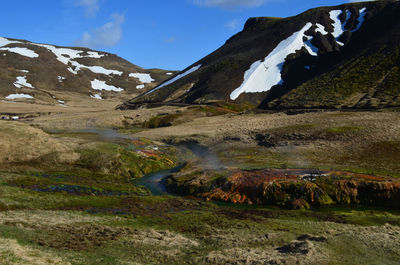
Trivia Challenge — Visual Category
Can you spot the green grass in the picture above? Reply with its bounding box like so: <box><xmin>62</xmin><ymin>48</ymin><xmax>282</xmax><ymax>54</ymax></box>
<box><xmin>278</xmin><ymin>45</ymin><xmax>400</xmax><ymax>108</ymax></box>
<box><xmin>326</xmin><ymin>126</ymin><xmax>363</xmax><ymax>134</ymax></box>
<box><xmin>143</xmin><ymin>113</ymin><xmax>182</xmax><ymax>128</ymax></box>
<box><xmin>0</xmin><ymin>173</ymin><xmax>400</xmax><ymax>264</ymax></box>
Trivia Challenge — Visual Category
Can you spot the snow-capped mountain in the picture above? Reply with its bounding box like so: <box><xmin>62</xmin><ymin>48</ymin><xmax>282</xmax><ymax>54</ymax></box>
<box><xmin>121</xmin><ymin>0</ymin><xmax>400</xmax><ymax>110</ymax></box>
<box><xmin>0</xmin><ymin>37</ymin><xmax>175</xmax><ymax>104</ymax></box>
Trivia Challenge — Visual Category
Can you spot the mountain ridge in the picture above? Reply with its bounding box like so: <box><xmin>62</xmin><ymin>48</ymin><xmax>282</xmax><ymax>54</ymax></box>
<box><xmin>120</xmin><ymin>0</ymin><xmax>400</xmax><ymax>110</ymax></box>
<box><xmin>0</xmin><ymin>37</ymin><xmax>175</xmax><ymax>105</ymax></box>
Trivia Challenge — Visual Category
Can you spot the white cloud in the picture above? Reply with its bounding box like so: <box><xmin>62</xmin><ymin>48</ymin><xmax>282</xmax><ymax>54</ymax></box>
<box><xmin>225</xmin><ymin>19</ymin><xmax>239</xmax><ymax>30</ymax></box>
<box><xmin>191</xmin><ymin>0</ymin><xmax>268</xmax><ymax>9</ymax></box>
<box><xmin>76</xmin><ymin>0</ymin><xmax>100</xmax><ymax>17</ymax></box>
<box><xmin>76</xmin><ymin>13</ymin><xmax>125</xmax><ymax>48</ymax></box>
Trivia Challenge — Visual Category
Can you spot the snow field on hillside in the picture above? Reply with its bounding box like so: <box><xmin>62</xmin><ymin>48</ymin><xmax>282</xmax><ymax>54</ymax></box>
<box><xmin>146</xmin><ymin>65</ymin><xmax>201</xmax><ymax>95</ymax></box>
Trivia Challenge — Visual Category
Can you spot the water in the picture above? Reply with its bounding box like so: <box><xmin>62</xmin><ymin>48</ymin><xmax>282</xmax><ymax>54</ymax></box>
<box><xmin>133</xmin><ymin>142</ymin><xmax>224</xmax><ymax>195</ymax></box>
<box><xmin>133</xmin><ymin>164</ymin><xmax>186</xmax><ymax>195</ymax></box>
<box><xmin>52</xmin><ymin>128</ymin><xmax>220</xmax><ymax>195</ymax></box>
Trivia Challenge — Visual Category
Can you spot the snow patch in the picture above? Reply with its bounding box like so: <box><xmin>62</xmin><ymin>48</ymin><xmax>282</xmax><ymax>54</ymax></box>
<box><xmin>5</xmin><ymin>93</ymin><xmax>34</xmax><ymax>100</ymax></box>
<box><xmin>91</xmin><ymin>79</ymin><xmax>123</xmax><ymax>92</ymax></box>
<box><xmin>0</xmin><ymin>47</ymin><xmax>38</xmax><ymax>58</ymax></box>
<box><xmin>304</xmin><ymin>36</ymin><xmax>318</xmax><ymax>56</ymax></box>
<box><xmin>35</xmin><ymin>44</ymin><xmax>82</xmax><ymax>64</ymax></box>
<box><xmin>19</xmin><ymin>70</ymin><xmax>29</xmax><ymax>73</ymax></box>
<box><xmin>329</xmin><ymin>9</ymin><xmax>351</xmax><ymax>46</ymax></box>
<box><xmin>67</xmin><ymin>67</ymin><xmax>77</xmax><ymax>74</ymax></box>
<box><xmin>87</xmin><ymin>51</ymin><xmax>105</xmax><ymax>58</ymax></box>
<box><xmin>0</xmin><ymin>37</ymin><xmax>20</xmax><ymax>47</ymax></box>
<box><xmin>14</xmin><ymin>76</ymin><xmax>34</xmax><ymax>89</ymax></box>
<box><xmin>230</xmin><ymin>23</ymin><xmax>315</xmax><ymax>100</ymax></box>
<box><xmin>352</xmin><ymin>8</ymin><xmax>367</xmax><ymax>32</ymax></box>
<box><xmin>34</xmin><ymin>44</ymin><xmax>122</xmax><ymax>76</ymax></box>
<box><xmin>77</xmin><ymin>64</ymin><xmax>122</xmax><ymax>76</ymax></box>
<box><xmin>90</xmin><ymin>94</ymin><xmax>103</xmax><ymax>100</ymax></box>
<box><xmin>58</xmin><ymin>76</ymin><xmax>66</xmax><ymax>82</ymax></box>
<box><xmin>329</xmin><ymin>10</ymin><xmax>344</xmax><ymax>38</ymax></box>
<box><xmin>136</xmin><ymin>84</ymin><xmax>145</xmax><ymax>89</ymax></box>
<box><xmin>166</xmin><ymin>72</ymin><xmax>173</xmax><ymax>75</ymax></box>
<box><xmin>315</xmin><ymin>23</ymin><xmax>328</xmax><ymax>35</ymax></box>
<box><xmin>129</xmin><ymin>73</ymin><xmax>154</xmax><ymax>83</ymax></box>
<box><xmin>0</xmin><ymin>37</ymin><xmax>121</xmax><ymax>76</ymax></box>
<box><xmin>147</xmin><ymin>65</ymin><xmax>201</xmax><ymax>95</ymax></box>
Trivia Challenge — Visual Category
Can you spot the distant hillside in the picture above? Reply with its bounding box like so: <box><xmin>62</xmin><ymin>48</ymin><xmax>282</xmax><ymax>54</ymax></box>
<box><xmin>120</xmin><ymin>0</ymin><xmax>400</xmax><ymax>110</ymax></box>
<box><xmin>0</xmin><ymin>37</ymin><xmax>176</xmax><ymax>105</ymax></box>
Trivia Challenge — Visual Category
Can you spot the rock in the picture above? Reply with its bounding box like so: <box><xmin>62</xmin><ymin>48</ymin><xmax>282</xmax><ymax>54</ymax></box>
<box><xmin>276</xmin><ymin>240</ymin><xmax>314</xmax><ymax>255</ymax></box>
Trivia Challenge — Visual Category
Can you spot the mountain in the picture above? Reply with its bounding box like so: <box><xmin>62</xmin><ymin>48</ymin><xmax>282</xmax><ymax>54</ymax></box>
<box><xmin>120</xmin><ymin>0</ymin><xmax>400</xmax><ymax>110</ymax></box>
<box><xmin>0</xmin><ymin>37</ymin><xmax>175</xmax><ymax>104</ymax></box>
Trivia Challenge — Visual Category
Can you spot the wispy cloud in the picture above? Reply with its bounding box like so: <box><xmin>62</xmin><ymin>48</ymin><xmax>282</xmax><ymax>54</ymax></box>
<box><xmin>225</xmin><ymin>19</ymin><xmax>239</xmax><ymax>30</ymax></box>
<box><xmin>190</xmin><ymin>0</ymin><xmax>268</xmax><ymax>9</ymax></box>
<box><xmin>75</xmin><ymin>13</ymin><xmax>125</xmax><ymax>48</ymax></box>
<box><xmin>76</xmin><ymin>0</ymin><xmax>100</xmax><ymax>17</ymax></box>
<box><xmin>164</xmin><ymin>36</ymin><xmax>177</xmax><ymax>43</ymax></box>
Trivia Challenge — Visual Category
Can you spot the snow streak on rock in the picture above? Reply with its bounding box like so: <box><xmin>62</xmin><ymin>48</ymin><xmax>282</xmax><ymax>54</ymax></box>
<box><xmin>146</xmin><ymin>65</ymin><xmax>202</xmax><ymax>95</ymax></box>
<box><xmin>230</xmin><ymin>23</ymin><xmax>315</xmax><ymax>100</ymax></box>
<box><xmin>14</xmin><ymin>76</ymin><xmax>34</xmax><ymax>89</ymax></box>
<box><xmin>0</xmin><ymin>47</ymin><xmax>38</xmax><ymax>58</ymax></box>
<box><xmin>5</xmin><ymin>94</ymin><xmax>34</xmax><ymax>100</ymax></box>
<box><xmin>329</xmin><ymin>9</ymin><xmax>351</xmax><ymax>46</ymax></box>
<box><xmin>129</xmin><ymin>73</ymin><xmax>154</xmax><ymax>83</ymax></box>
<box><xmin>352</xmin><ymin>8</ymin><xmax>368</xmax><ymax>32</ymax></box>
<box><xmin>91</xmin><ymin>79</ymin><xmax>123</xmax><ymax>92</ymax></box>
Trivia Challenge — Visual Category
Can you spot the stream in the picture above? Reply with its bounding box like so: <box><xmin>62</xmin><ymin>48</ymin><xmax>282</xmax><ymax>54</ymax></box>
<box><xmin>133</xmin><ymin>141</ymin><xmax>220</xmax><ymax>195</ymax></box>
<box><xmin>54</xmin><ymin>128</ymin><xmax>214</xmax><ymax>196</ymax></box>
<box><xmin>132</xmin><ymin>164</ymin><xmax>186</xmax><ymax>196</ymax></box>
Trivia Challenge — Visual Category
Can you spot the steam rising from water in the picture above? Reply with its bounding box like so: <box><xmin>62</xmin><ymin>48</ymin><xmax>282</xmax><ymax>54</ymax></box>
<box><xmin>180</xmin><ymin>141</ymin><xmax>225</xmax><ymax>170</ymax></box>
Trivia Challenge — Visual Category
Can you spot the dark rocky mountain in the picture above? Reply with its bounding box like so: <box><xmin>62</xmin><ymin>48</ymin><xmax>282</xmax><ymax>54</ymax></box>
<box><xmin>121</xmin><ymin>0</ymin><xmax>400</xmax><ymax>110</ymax></box>
<box><xmin>0</xmin><ymin>37</ymin><xmax>175</xmax><ymax>104</ymax></box>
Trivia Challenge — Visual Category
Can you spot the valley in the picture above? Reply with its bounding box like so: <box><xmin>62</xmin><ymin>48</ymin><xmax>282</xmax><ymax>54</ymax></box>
<box><xmin>1</xmin><ymin>97</ymin><xmax>400</xmax><ymax>264</ymax></box>
<box><xmin>1</xmin><ymin>0</ymin><xmax>400</xmax><ymax>264</ymax></box>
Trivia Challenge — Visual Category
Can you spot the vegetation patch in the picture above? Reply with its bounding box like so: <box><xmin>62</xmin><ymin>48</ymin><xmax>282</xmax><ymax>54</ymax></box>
<box><xmin>143</xmin><ymin>113</ymin><xmax>182</xmax><ymax>128</ymax></box>
<box><xmin>326</xmin><ymin>126</ymin><xmax>363</xmax><ymax>134</ymax></box>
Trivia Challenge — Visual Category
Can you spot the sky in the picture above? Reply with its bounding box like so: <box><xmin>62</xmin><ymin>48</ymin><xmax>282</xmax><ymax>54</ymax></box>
<box><xmin>0</xmin><ymin>0</ymin><xmax>372</xmax><ymax>70</ymax></box>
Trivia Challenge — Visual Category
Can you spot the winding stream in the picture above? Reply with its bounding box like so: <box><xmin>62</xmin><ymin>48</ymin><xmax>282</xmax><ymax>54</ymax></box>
<box><xmin>133</xmin><ymin>141</ymin><xmax>221</xmax><ymax>195</ymax></box>
<box><xmin>51</xmin><ymin>128</ymin><xmax>219</xmax><ymax>195</ymax></box>
<box><xmin>133</xmin><ymin>164</ymin><xmax>186</xmax><ymax>195</ymax></box>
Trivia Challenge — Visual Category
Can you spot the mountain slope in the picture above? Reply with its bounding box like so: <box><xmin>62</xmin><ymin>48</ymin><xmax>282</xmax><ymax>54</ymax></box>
<box><xmin>0</xmin><ymin>37</ymin><xmax>175</xmax><ymax>104</ymax></box>
<box><xmin>121</xmin><ymin>0</ymin><xmax>400</xmax><ymax>110</ymax></box>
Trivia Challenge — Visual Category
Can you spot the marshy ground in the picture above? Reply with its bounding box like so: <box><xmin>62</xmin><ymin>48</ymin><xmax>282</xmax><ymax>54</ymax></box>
<box><xmin>1</xmin><ymin>99</ymin><xmax>400</xmax><ymax>264</ymax></box>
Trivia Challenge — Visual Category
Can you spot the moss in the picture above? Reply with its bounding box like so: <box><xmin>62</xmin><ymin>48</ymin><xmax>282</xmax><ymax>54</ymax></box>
<box><xmin>326</xmin><ymin>126</ymin><xmax>363</xmax><ymax>134</ymax></box>
<box><xmin>76</xmin><ymin>142</ymin><xmax>178</xmax><ymax>178</ymax></box>
<box><xmin>262</xmin><ymin>182</ymin><xmax>334</xmax><ymax>208</ymax></box>
<box><xmin>143</xmin><ymin>113</ymin><xmax>182</xmax><ymax>128</ymax></box>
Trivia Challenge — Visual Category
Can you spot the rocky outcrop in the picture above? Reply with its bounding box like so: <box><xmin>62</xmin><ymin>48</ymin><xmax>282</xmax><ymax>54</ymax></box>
<box><xmin>166</xmin><ymin>168</ymin><xmax>400</xmax><ymax>209</ymax></box>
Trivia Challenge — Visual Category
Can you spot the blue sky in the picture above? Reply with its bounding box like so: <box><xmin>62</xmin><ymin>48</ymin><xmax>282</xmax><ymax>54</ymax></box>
<box><xmin>1</xmin><ymin>0</ymin><xmax>368</xmax><ymax>70</ymax></box>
